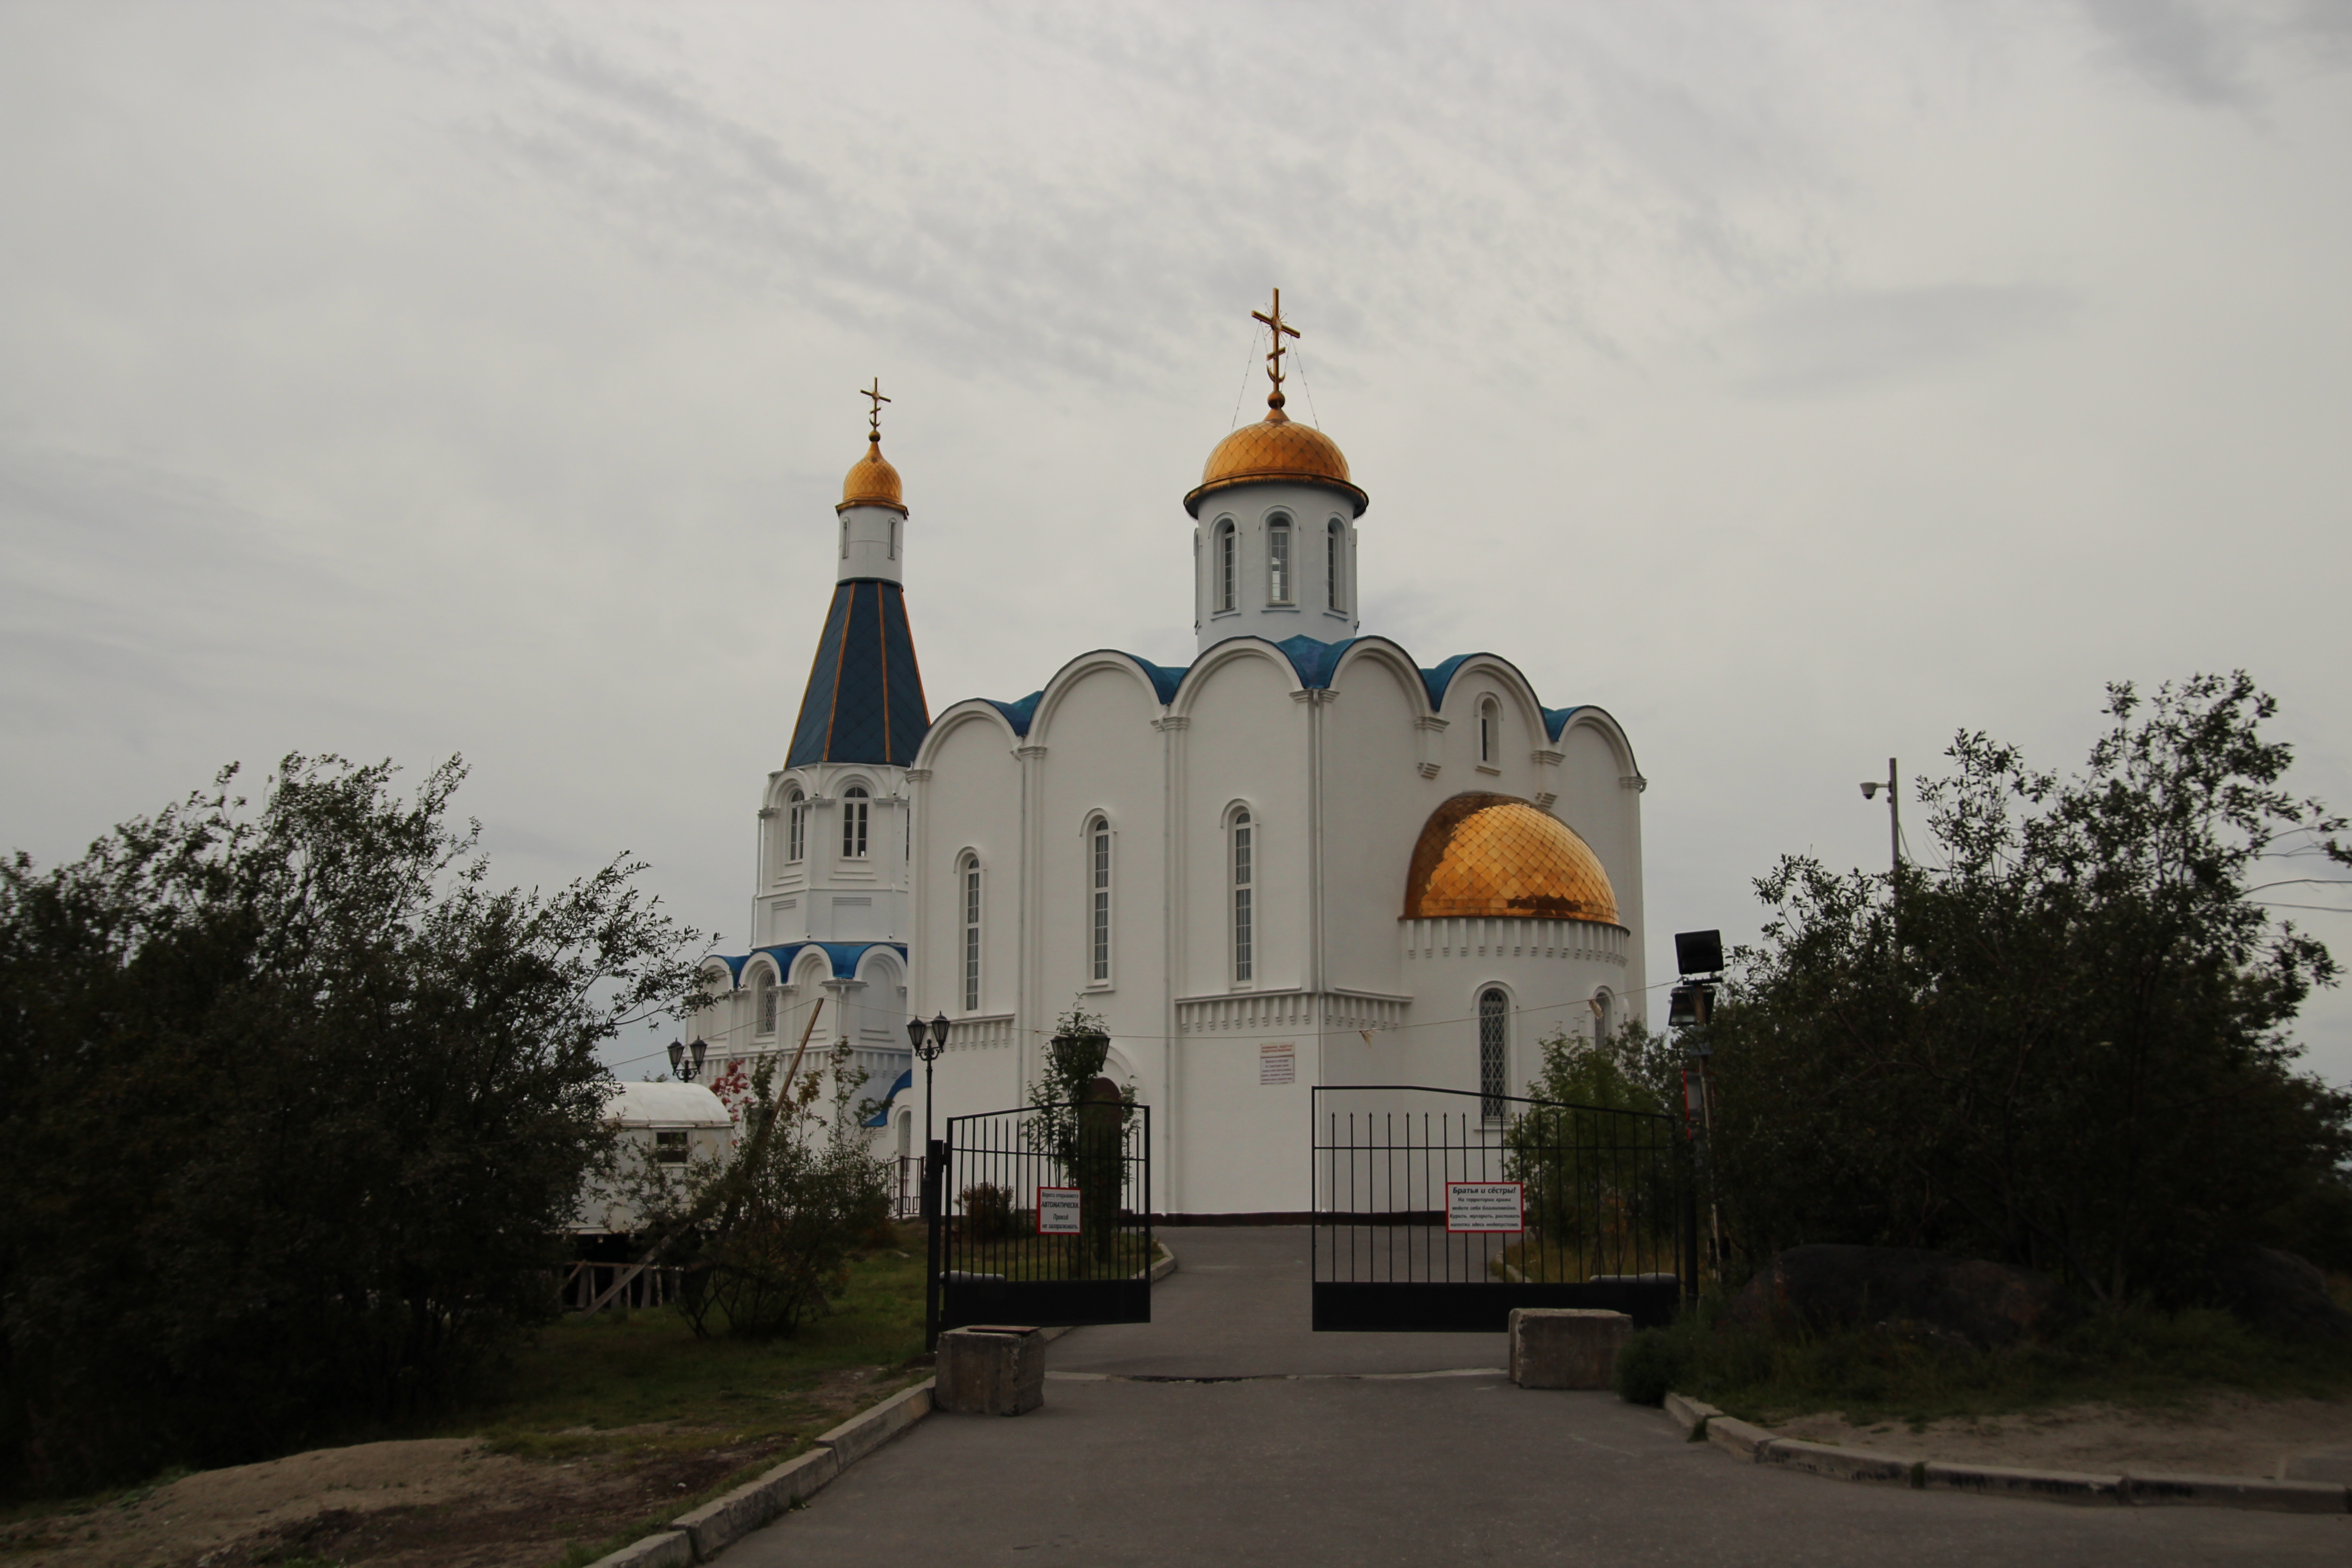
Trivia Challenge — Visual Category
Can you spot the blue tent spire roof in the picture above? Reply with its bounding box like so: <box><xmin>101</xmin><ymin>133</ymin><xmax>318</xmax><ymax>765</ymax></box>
<box><xmin>788</xmin><ymin>579</ymin><xmax>931</xmax><ymax>766</ymax></box>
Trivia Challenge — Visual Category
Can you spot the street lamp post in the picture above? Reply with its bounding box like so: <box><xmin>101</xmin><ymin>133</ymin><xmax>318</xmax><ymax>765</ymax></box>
<box><xmin>666</xmin><ymin>1038</ymin><xmax>709</xmax><ymax>1083</ymax></box>
<box><xmin>906</xmin><ymin>1012</ymin><xmax>951</xmax><ymax>1351</ymax></box>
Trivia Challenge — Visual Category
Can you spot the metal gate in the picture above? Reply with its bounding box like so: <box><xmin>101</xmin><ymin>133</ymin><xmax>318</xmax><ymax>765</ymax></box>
<box><xmin>926</xmin><ymin>1102</ymin><xmax>1152</xmax><ymax>1344</ymax></box>
<box><xmin>1312</xmin><ymin>1085</ymin><xmax>1693</xmax><ymax>1332</ymax></box>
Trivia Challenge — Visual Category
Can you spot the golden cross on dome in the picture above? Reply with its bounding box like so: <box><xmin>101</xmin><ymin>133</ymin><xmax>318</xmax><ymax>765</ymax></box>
<box><xmin>861</xmin><ymin>377</ymin><xmax>891</xmax><ymax>442</ymax></box>
<box><xmin>1251</xmin><ymin>289</ymin><xmax>1300</xmax><ymax>412</ymax></box>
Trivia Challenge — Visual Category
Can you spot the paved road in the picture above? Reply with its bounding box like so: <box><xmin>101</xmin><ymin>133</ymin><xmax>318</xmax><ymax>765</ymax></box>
<box><xmin>723</xmin><ymin>1228</ymin><xmax>2348</xmax><ymax>1566</ymax></box>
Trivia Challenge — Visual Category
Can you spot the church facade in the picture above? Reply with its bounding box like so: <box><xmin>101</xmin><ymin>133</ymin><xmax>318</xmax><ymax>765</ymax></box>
<box><xmin>691</xmin><ymin>314</ymin><xmax>1648</xmax><ymax>1217</ymax></box>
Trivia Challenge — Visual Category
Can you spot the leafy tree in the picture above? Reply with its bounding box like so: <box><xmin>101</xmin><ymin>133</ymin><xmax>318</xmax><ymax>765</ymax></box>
<box><xmin>1704</xmin><ymin>675</ymin><xmax>2352</xmax><ymax>1307</ymax></box>
<box><xmin>1504</xmin><ymin>1022</ymin><xmax>1683</xmax><ymax>1277</ymax></box>
<box><xmin>0</xmin><ymin>756</ymin><xmax>701</xmax><ymax>1491</ymax></box>
<box><xmin>622</xmin><ymin>1045</ymin><xmax>891</xmax><ymax>1338</ymax></box>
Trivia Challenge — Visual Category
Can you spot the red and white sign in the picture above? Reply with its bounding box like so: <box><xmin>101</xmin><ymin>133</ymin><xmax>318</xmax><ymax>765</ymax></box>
<box><xmin>1446</xmin><ymin>1181</ymin><xmax>1524</xmax><ymax>1234</ymax></box>
<box><xmin>1036</xmin><ymin>1186</ymin><xmax>1082</xmax><ymax>1235</ymax></box>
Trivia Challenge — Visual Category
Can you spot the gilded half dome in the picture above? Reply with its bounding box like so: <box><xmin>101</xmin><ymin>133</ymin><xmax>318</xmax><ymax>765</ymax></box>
<box><xmin>839</xmin><ymin>441</ymin><xmax>906</xmax><ymax>514</ymax></box>
<box><xmin>1402</xmin><ymin>793</ymin><xmax>1620</xmax><ymax>925</ymax></box>
<box><xmin>1185</xmin><ymin>406</ymin><xmax>1368</xmax><ymax>518</ymax></box>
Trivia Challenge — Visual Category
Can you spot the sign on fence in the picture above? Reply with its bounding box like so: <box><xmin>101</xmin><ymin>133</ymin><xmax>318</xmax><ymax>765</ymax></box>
<box><xmin>1036</xmin><ymin>1186</ymin><xmax>1083</xmax><ymax>1234</ymax></box>
<box><xmin>1445</xmin><ymin>1181</ymin><xmax>1524</xmax><ymax>1234</ymax></box>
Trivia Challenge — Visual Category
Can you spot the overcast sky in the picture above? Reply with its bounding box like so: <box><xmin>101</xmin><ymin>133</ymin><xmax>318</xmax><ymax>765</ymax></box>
<box><xmin>5</xmin><ymin>0</ymin><xmax>2350</xmax><ymax>1085</ymax></box>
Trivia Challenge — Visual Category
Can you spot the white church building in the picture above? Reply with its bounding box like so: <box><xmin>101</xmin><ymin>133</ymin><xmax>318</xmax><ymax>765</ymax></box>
<box><xmin>689</xmin><ymin>308</ymin><xmax>1648</xmax><ymax>1218</ymax></box>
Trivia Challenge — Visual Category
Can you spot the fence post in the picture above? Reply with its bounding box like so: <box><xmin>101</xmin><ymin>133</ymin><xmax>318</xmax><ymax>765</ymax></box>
<box><xmin>1679</xmin><ymin>1137</ymin><xmax>1701</xmax><ymax>1305</ymax></box>
<box><xmin>923</xmin><ymin>1136</ymin><xmax>946</xmax><ymax>1352</ymax></box>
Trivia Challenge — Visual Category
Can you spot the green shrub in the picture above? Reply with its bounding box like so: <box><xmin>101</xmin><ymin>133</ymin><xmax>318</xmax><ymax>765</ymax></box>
<box><xmin>1612</xmin><ymin>1328</ymin><xmax>1688</xmax><ymax>1406</ymax></box>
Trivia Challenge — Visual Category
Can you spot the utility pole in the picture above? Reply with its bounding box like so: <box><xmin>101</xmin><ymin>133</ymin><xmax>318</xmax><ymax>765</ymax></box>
<box><xmin>1861</xmin><ymin>758</ymin><xmax>1900</xmax><ymax>929</ymax></box>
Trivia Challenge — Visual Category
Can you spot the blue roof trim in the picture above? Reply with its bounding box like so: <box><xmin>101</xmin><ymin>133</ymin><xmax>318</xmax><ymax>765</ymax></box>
<box><xmin>986</xmin><ymin>691</ymin><xmax>1044</xmax><ymax>736</ymax></box>
<box><xmin>705</xmin><ymin>952</ymin><xmax>750</xmax><ymax>984</ymax></box>
<box><xmin>1131</xmin><ymin>657</ymin><xmax>1189</xmax><ymax>704</ymax></box>
<box><xmin>1273</xmin><ymin>634</ymin><xmax>1361</xmax><ymax>690</ymax></box>
<box><xmin>735</xmin><ymin>941</ymin><xmax>910</xmax><ymax>980</ymax></box>
<box><xmin>1421</xmin><ymin>653</ymin><xmax>1473</xmax><ymax>710</ymax></box>
<box><xmin>787</xmin><ymin>580</ymin><xmax>932</xmax><ymax>767</ymax></box>
<box><xmin>1542</xmin><ymin>705</ymin><xmax>1583</xmax><ymax>743</ymax></box>
<box><xmin>860</xmin><ymin>1067</ymin><xmax>916</xmax><ymax>1127</ymax></box>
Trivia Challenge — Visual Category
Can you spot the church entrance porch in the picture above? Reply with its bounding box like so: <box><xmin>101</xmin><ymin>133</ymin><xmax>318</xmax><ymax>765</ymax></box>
<box><xmin>928</xmin><ymin>1102</ymin><xmax>1154</xmax><ymax>1344</ymax></box>
<box><xmin>1310</xmin><ymin>1085</ymin><xmax>1694</xmax><ymax>1333</ymax></box>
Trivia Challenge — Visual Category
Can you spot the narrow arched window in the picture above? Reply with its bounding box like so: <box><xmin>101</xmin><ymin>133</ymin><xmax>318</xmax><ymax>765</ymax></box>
<box><xmin>1267</xmin><ymin>515</ymin><xmax>1292</xmax><ymax>605</ymax></box>
<box><xmin>889</xmin><ymin>515</ymin><xmax>901</xmax><ymax>559</ymax></box>
<box><xmin>1088</xmin><ymin>816</ymin><xmax>1112</xmax><ymax>985</ymax></box>
<box><xmin>1215</xmin><ymin>522</ymin><xmax>1237</xmax><ymax>613</ymax></box>
<box><xmin>960</xmin><ymin>854</ymin><xmax>983</xmax><ymax>1011</ymax></box>
<box><xmin>786</xmin><ymin>789</ymin><xmax>806</xmax><ymax>862</ymax></box>
<box><xmin>1479</xmin><ymin>988</ymin><xmax>1509</xmax><ymax>1119</ymax></box>
<box><xmin>842</xmin><ymin>787</ymin><xmax>869</xmax><ymax>858</ymax></box>
<box><xmin>1479</xmin><ymin>698</ymin><xmax>1499</xmax><ymax>765</ymax></box>
<box><xmin>1232</xmin><ymin>809</ymin><xmax>1255</xmax><ymax>983</ymax></box>
<box><xmin>756</xmin><ymin>968</ymin><xmax>779</xmax><ymax>1036</ymax></box>
<box><xmin>1592</xmin><ymin>987</ymin><xmax>1614</xmax><ymax>1049</ymax></box>
<box><xmin>840</xmin><ymin>517</ymin><xmax>850</xmax><ymax>559</ymax></box>
<box><xmin>1327</xmin><ymin>519</ymin><xmax>1344</xmax><ymax>612</ymax></box>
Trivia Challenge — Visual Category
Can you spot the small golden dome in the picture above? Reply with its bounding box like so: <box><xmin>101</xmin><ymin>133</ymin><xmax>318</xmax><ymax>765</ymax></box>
<box><xmin>839</xmin><ymin>441</ymin><xmax>906</xmax><ymax>514</ymax></box>
<box><xmin>1402</xmin><ymin>793</ymin><xmax>1621</xmax><ymax>925</ymax></box>
<box><xmin>1185</xmin><ymin>404</ymin><xmax>1368</xmax><ymax>518</ymax></box>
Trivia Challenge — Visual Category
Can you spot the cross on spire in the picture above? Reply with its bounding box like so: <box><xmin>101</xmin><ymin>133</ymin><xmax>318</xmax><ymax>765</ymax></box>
<box><xmin>861</xmin><ymin>377</ymin><xmax>891</xmax><ymax>443</ymax></box>
<box><xmin>1251</xmin><ymin>288</ymin><xmax>1300</xmax><ymax>417</ymax></box>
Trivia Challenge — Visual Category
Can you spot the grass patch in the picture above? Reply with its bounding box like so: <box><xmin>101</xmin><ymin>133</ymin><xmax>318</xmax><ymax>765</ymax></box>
<box><xmin>1616</xmin><ymin>1297</ymin><xmax>2352</xmax><ymax>1428</ymax></box>
<box><xmin>448</xmin><ymin>1222</ymin><xmax>932</xmax><ymax>1460</ymax></box>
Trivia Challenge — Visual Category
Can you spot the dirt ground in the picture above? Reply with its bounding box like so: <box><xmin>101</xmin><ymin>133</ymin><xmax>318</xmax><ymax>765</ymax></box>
<box><xmin>0</xmin><ymin>1369</ymin><xmax>904</xmax><ymax>1568</ymax></box>
<box><xmin>1768</xmin><ymin>1388</ymin><xmax>2352</xmax><ymax>1479</ymax></box>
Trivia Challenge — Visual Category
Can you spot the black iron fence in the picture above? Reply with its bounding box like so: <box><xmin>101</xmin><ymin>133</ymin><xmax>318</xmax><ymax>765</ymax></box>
<box><xmin>926</xmin><ymin>1101</ymin><xmax>1153</xmax><ymax>1344</ymax></box>
<box><xmin>1312</xmin><ymin>1084</ymin><xmax>1692</xmax><ymax>1332</ymax></box>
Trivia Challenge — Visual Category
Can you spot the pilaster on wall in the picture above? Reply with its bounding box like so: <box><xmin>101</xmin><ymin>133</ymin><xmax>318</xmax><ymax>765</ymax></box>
<box><xmin>1415</xmin><ymin>716</ymin><xmax>1448</xmax><ymax>779</ymax></box>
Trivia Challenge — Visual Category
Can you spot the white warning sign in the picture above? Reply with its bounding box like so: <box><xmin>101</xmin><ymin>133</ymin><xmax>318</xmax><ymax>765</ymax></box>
<box><xmin>1036</xmin><ymin>1186</ymin><xmax>1082</xmax><ymax>1234</ymax></box>
<box><xmin>1446</xmin><ymin>1181</ymin><xmax>1524</xmax><ymax>1234</ymax></box>
<box><xmin>1259</xmin><ymin>1041</ymin><xmax>1296</xmax><ymax>1085</ymax></box>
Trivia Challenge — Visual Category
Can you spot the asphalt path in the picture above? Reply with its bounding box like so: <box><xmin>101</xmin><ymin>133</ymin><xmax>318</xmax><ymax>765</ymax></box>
<box><xmin>720</xmin><ymin>1228</ymin><xmax>2348</xmax><ymax>1566</ymax></box>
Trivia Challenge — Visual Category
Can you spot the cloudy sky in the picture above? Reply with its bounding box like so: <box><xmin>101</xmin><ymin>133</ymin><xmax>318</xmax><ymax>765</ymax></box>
<box><xmin>5</xmin><ymin>0</ymin><xmax>2350</xmax><ymax>1083</ymax></box>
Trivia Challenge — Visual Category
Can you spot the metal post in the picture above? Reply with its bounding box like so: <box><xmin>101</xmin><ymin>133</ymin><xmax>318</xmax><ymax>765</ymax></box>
<box><xmin>923</xmin><ymin>1135</ymin><xmax>946</xmax><ymax>1352</ymax></box>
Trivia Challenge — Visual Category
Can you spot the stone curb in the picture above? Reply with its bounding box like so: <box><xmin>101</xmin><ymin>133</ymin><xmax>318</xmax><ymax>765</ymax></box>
<box><xmin>815</xmin><ymin>1381</ymin><xmax>932</xmax><ymax>1467</ymax></box>
<box><xmin>1663</xmin><ymin>1391</ymin><xmax>2352</xmax><ymax>1516</ymax></box>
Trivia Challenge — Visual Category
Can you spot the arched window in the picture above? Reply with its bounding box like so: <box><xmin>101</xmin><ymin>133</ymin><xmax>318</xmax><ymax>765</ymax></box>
<box><xmin>1231</xmin><ymin>808</ymin><xmax>1255</xmax><ymax>984</ymax></box>
<box><xmin>756</xmin><ymin>967</ymin><xmax>779</xmax><ymax>1036</ymax></box>
<box><xmin>1479</xmin><ymin>698</ymin><xmax>1499</xmax><ymax>765</ymax></box>
<box><xmin>1267</xmin><ymin>514</ymin><xmax>1292</xmax><ymax>605</ymax></box>
<box><xmin>1215</xmin><ymin>521</ymin><xmax>1237</xmax><ymax>613</ymax></box>
<box><xmin>1087</xmin><ymin>815</ymin><xmax>1112</xmax><ymax>985</ymax></box>
<box><xmin>1479</xmin><ymin>988</ymin><xmax>1509</xmax><ymax>1119</ymax></box>
<box><xmin>889</xmin><ymin>515</ymin><xmax>901</xmax><ymax>559</ymax></box>
<box><xmin>960</xmin><ymin>854</ymin><xmax>983</xmax><ymax>1012</ymax></box>
<box><xmin>842</xmin><ymin>787</ymin><xmax>869</xmax><ymax>858</ymax></box>
<box><xmin>840</xmin><ymin>517</ymin><xmax>850</xmax><ymax>559</ymax></box>
<box><xmin>786</xmin><ymin>789</ymin><xmax>807</xmax><ymax>862</ymax></box>
<box><xmin>1327</xmin><ymin>519</ymin><xmax>1345</xmax><ymax>612</ymax></box>
<box><xmin>896</xmin><ymin>1107</ymin><xmax>913</xmax><ymax>1158</ymax></box>
<box><xmin>1591</xmin><ymin>987</ymin><xmax>1614</xmax><ymax>1049</ymax></box>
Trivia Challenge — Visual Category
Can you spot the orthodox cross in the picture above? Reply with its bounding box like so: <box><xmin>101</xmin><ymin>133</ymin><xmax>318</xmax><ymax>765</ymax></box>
<box><xmin>1251</xmin><ymin>289</ymin><xmax>1300</xmax><ymax>408</ymax></box>
<box><xmin>861</xmin><ymin>377</ymin><xmax>891</xmax><ymax>442</ymax></box>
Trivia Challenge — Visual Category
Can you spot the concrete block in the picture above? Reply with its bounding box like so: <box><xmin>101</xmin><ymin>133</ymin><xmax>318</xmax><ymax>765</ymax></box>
<box><xmin>814</xmin><ymin>1380</ymin><xmax>936</xmax><ymax>1461</ymax></box>
<box><xmin>1922</xmin><ymin>1461</ymin><xmax>2122</xmax><ymax>1506</ymax></box>
<box><xmin>935</xmin><ymin>1326</ymin><xmax>1047</xmax><ymax>1416</ymax></box>
<box><xmin>1705</xmin><ymin>1417</ymin><xmax>1775</xmax><ymax>1461</ymax></box>
<box><xmin>1758</xmin><ymin>1438</ymin><xmax>1916</xmax><ymax>1486</ymax></box>
<box><xmin>2122</xmin><ymin>1470</ymin><xmax>2350</xmax><ymax>1513</ymax></box>
<box><xmin>1507</xmin><ymin>1307</ymin><xmax>1632</xmax><ymax>1390</ymax></box>
<box><xmin>582</xmin><ymin>1530</ymin><xmax>693</xmax><ymax>1568</ymax></box>
<box><xmin>1662</xmin><ymin>1392</ymin><xmax>1721</xmax><ymax>1437</ymax></box>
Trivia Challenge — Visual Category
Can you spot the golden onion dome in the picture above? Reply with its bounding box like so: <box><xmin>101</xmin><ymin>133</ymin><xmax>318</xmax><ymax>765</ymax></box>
<box><xmin>839</xmin><ymin>440</ymin><xmax>906</xmax><ymax>514</ymax></box>
<box><xmin>1185</xmin><ymin>401</ymin><xmax>1368</xmax><ymax>518</ymax></box>
<box><xmin>1402</xmin><ymin>793</ymin><xmax>1621</xmax><ymax>925</ymax></box>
